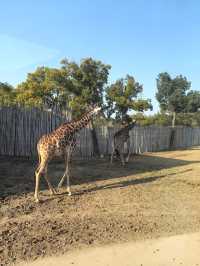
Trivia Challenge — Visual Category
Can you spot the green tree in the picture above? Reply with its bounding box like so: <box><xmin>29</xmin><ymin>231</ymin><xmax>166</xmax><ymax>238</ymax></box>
<box><xmin>105</xmin><ymin>75</ymin><xmax>152</xmax><ymax>123</ymax></box>
<box><xmin>132</xmin><ymin>112</ymin><xmax>171</xmax><ymax>126</ymax></box>
<box><xmin>15</xmin><ymin>58</ymin><xmax>111</xmax><ymax>156</ymax></box>
<box><xmin>61</xmin><ymin>58</ymin><xmax>111</xmax><ymax>155</ymax></box>
<box><xmin>156</xmin><ymin>72</ymin><xmax>191</xmax><ymax>127</ymax></box>
<box><xmin>185</xmin><ymin>90</ymin><xmax>200</xmax><ymax>113</ymax></box>
<box><xmin>60</xmin><ymin>57</ymin><xmax>111</xmax><ymax>118</ymax></box>
<box><xmin>132</xmin><ymin>111</ymin><xmax>200</xmax><ymax>128</ymax></box>
<box><xmin>16</xmin><ymin>67</ymin><xmax>74</xmax><ymax>112</ymax></box>
<box><xmin>0</xmin><ymin>82</ymin><xmax>16</xmax><ymax>106</ymax></box>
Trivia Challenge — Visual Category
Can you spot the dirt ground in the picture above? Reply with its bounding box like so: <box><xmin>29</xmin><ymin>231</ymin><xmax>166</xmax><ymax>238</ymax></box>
<box><xmin>18</xmin><ymin>232</ymin><xmax>200</xmax><ymax>266</ymax></box>
<box><xmin>1</xmin><ymin>148</ymin><xmax>200</xmax><ymax>265</ymax></box>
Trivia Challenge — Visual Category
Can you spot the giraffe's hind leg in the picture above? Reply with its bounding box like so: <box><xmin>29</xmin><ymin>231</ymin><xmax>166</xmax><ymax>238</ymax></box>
<box><xmin>44</xmin><ymin>165</ymin><xmax>57</xmax><ymax>195</ymax></box>
<box><xmin>125</xmin><ymin>139</ymin><xmax>131</xmax><ymax>163</ymax></box>
<box><xmin>110</xmin><ymin>149</ymin><xmax>115</xmax><ymax>164</ymax></box>
<box><xmin>35</xmin><ymin>154</ymin><xmax>41</xmax><ymax>174</ymax></box>
<box><xmin>119</xmin><ymin>151</ymin><xmax>125</xmax><ymax>166</ymax></box>
<box><xmin>58</xmin><ymin>148</ymin><xmax>72</xmax><ymax>196</ymax></box>
<box><xmin>110</xmin><ymin>140</ymin><xmax>117</xmax><ymax>164</ymax></box>
<box><xmin>34</xmin><ymin>159</ymin><xmax>55</xmax><ymax>202</ymax></box>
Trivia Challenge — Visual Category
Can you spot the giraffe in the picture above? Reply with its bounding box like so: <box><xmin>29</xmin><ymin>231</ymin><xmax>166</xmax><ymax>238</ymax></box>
<box><xmin>110</xmin><ymin>120</ymin><xmax>136</xmax><ymax>166</ymax></box>
<box><xmin>34</xmin><ymin>105</ymin><xmax>101</xmax><ymax>203</ymax></box>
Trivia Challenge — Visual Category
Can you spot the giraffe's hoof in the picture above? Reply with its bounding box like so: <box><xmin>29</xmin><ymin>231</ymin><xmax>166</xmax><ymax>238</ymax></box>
<box><xmin>35</xmin><ymin>198</ymin><xmax>40</xmax><ymax>203</ymax></box>
<box><xmin>57</xmin><ymin>183</ymin><xmax>62</xmax><ymax>189</ymax></box>
<box><xmin>50</xmin><ymin>190</ymin><xmax>57</xmax><ymax>195</ymax></box>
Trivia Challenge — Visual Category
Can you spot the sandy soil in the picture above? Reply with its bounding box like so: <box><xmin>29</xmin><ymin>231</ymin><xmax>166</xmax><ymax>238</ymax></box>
<box><xmin>18</xmin><ymin>232</ymin><xmax>200</xmax><ymax>266</ymax></box>
<box><xmin>1</xmin><ymin>148</ymin><xmax>200</xmax><ymax>265</ymax></box>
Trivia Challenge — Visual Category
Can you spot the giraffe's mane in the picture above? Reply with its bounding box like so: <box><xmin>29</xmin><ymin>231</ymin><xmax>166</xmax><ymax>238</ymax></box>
<box><xmin>56</xmin><ymin>108</ymin><xmax>94</xmax><ymax>130</ymax></box>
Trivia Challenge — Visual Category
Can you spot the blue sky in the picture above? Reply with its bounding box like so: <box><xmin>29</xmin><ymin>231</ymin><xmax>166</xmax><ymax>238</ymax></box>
<box><xmin>0</xmin><ymin>0</ymin><xmax>200</xmax><ymax>113</ymax></box>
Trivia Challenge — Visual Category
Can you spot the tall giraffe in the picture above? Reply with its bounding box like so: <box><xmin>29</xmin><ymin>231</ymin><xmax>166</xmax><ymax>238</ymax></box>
<box><xmin>34</xmin><ymin>106</ymin><xmax>101</xmax><ymax>202</ymax></box>
<box><xmin>110</xmin><ymin>120</ymin><xmax>136</xmax><ymax>166</ymax></box>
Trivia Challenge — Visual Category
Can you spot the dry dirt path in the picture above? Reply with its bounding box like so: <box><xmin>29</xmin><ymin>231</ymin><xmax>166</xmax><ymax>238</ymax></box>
<box><xmin>1</xmin><ymin>148</ymin><xmax>200</xmax><ymax>265</ymax></box>
<box><xmin>19</xmin><ymin>232</ymin><xmax>200</xmax><ymax>266</ymax></box>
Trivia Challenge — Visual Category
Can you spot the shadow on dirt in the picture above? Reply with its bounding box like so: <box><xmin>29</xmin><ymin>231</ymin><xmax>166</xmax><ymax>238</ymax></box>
<box><xmin>72</xmin><ymin>168</ymin><xmax>193</xmax><ymax>196</ymax></box>
<box><xmin>0</xmin><ymin>153</ymin><xmax>198</xmax><ymax>199</ymax></box>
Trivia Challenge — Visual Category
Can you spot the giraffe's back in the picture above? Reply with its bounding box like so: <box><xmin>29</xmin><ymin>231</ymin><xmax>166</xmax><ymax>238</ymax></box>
<box><xmin>37</xmin><ymin>130</ymin><xmax>76</xmax><ymax>159</ymax></box>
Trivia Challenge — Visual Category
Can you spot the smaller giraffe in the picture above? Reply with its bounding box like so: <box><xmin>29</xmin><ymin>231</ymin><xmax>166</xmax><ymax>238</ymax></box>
<box><xmin>34</xmin><ymin>105</ymin><xmax>101</xmax><ymax>203</ymax></box>
<box><xmin>110</xmin><ymin>120</ymin><xmax>136</xmax><ymax>166</ymax></box>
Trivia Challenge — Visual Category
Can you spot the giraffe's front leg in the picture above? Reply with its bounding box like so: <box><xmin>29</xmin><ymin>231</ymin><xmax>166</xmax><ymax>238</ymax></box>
<box><xmin>59</xmin><ymin>171</ymin><xmax>71</xmax><ymax>195</ymax></box>
<box><xmin>45</xmin><ymin>176</ymin><xmax>57</xmax><ymax>195</ymax></box>
<box><xmin>58</xmin><ymin>173</ymin><xmax>66</xmax><ymax>188</ymax></box>
<box><xmin>66</xmin><ymin>149</ymin><xmax>72</xmax><ymax>196</ymax></box>
<box><xmin>44</xmin><ymin>165</ymin><xmax>57</xmax><ymax>195</ymax></box>
<box><xmin>58</xmin><ymin>152</ymin><xmax>68</xmax><ymax>188</ymax></box>
<box><xmin>67</xmin><ymin>180</ymin><xmax>71</xmax><ymax>196</ymax></box>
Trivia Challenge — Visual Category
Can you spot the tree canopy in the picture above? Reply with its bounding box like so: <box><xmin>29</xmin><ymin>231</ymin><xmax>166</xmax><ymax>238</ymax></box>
<box><xmin>15</xmin><ymin>66</ymin><xmax>74</xmax><ymax>112</ymax></box>
<box><xmin>14</xmin><ymin>58</ymin><xmax>111</xmax><ymax>119</ymax></box>
<box><xmin>156</xmin><ymin>73</ymin><xmax>191</xmax><ymax>113</ymax></box>
<box><xmin>106</xmin><ymin>75</ymin><xmax>152</xmax><ymax>122</ymax></box>
<box><xmin>156</xmin><ymin>72</ymin><xmax>200</xmax><ymax>126</ymax></box>
<box><xmin>185</xmin><ymin>90</ymin><xmax>200</xmax><ymax>113</ymax></box>
<box><xmin>0</xmin><ymin>82</ymin><xmax>16</xmax><ymax>106</ymax></box>
<box><xmin>2</xmin><ymin>58</ymin><xmax>200</xmax><ymax>128</ymax></box>
<box><xmin>60</xmin><ymin>58</ymin><xmax>111</xmax><ymax>118</ymax></box>
<box><xmin>132</xmin><ymin>112</ymin><xmax>200</xmax><ymax>127</ymax></box>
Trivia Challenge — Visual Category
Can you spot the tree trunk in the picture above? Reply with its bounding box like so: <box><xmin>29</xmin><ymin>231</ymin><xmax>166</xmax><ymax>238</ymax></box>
<box><xmin>170</xmin><ymin>112</ymin><xmax>176</xmax><ymax>148</ymax></box>
<box><xmin>172</xmin><ymin>112</ymin><xmax>176</xmax><ymax>128</ymax></box>
<box><xmin>90</xmin><ymin>121</ymin><xmax>100</xmax><ymax>156</ymax></box>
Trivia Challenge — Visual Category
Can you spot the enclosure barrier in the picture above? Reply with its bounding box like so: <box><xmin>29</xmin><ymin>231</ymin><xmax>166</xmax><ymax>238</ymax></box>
<box><xmin>1</xmin><ymin>106</ymin><xmax>200</xmax><ymax>158</ymax></box>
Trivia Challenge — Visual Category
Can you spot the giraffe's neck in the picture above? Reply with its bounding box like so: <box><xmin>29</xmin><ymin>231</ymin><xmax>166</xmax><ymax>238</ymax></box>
<box><xmin>121</xmin><ymin>127</ymin><xmax>130</xmax><ymax>136</ymax></box>
<box><xmin>63</xmin><ymin>109</ymin><xmax>96</xmax><ymax>134</ymax></box>
<box><xmin>116</xmin><ymin>123</ymin><xmax>135</xmax><ymax>137</ymax></box>
<box><xmin>124</xmin><ymin>122</ymin><xmax>136</xmax><ymax>131</ymax></box>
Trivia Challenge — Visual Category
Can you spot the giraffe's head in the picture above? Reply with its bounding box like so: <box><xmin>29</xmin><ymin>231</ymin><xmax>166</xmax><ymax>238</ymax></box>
<box><xmin>122</xmin><ymin>119</ymin><xmax>137</xmax><ymax>129</ymax></box>
<box><xmin>127</xmin><ymin>119</ymin><xmax>137</xmax><ymax>129</ymax></box>
<box><xmin>93</xmin><ymin>105</ymin><xmax>101</xmax><ymax>114</ymax></box>
<box><xmin>87</xmin><ymin>104</ymin><xmax>101</xmax><ymax>115</ymax></box>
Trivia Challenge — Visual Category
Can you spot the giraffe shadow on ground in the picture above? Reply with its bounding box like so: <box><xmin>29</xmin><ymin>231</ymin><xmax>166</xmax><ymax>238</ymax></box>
<box><xmin>67</xmin><ymin>153</ymin><xmax>198</xmax><ymax>186</ymax></box>
<box><xmin>71</xmin><ymin>168</ymin><xmax>193</xmax><ymax>196</ymax></box>
<box><xmin>0</xmin><ymin>152</ymin><xmax>199</xmax><ymax>199</ymax></box>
